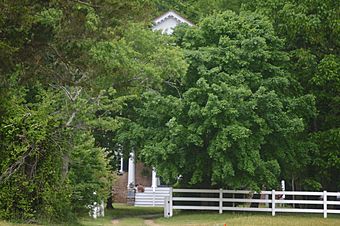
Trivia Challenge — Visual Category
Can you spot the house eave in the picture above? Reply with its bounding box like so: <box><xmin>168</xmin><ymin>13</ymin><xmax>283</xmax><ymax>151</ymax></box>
<box><xmin>153</xmin><ymin>10</ymin><xmax>194</xmax><ymax>27</ymax></box>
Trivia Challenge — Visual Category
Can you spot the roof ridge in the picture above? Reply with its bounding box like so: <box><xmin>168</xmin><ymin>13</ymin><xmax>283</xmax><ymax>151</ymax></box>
<box><xmin>153</xmin><ymin>10</ymin><xmax>194</xmax><ymax>26</ymax></box>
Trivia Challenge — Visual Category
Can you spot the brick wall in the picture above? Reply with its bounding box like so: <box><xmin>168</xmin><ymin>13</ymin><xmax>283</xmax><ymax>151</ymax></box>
<box><xmin>112</xmin><ymin>171</ymin><xmax>128</xmax><ymax>203</ymax></box>
<box><xmin>112</xmin><ymin>162</ymin><xmax>152</xmax><ymax>203</ymax></box>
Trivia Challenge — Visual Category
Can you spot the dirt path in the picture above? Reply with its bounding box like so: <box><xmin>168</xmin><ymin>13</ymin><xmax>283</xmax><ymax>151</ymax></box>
<box><xmin>144</xmin><ymin>219</ymin><xmax>161</xmax><ymax>226</ymax></box>
<box><xmin>111</xmin><ymin>219</ymin><xmax>120</xmax><ymax>224</ymax></box>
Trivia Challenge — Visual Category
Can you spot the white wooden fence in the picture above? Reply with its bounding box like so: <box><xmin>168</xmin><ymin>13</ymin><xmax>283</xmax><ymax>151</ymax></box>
<box><xmin>163</xmin><ymin>188</ymin><xmax>340</xmax><ymax>218</ymax></box>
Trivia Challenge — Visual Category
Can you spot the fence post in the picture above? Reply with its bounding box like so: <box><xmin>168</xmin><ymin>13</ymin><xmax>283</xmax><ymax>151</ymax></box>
<box><xmin>219</xmin><ymin>188</ymin><xmax>223</xmax><ymax>214</ymax></box>
<box><xmin>164</xmin><ymin>196</ymin><xmax>170</xmax><ymax>218</ymax></box>
<box><xmin>271</xmin><ymin>190</ymin><xmax>275</xmax><ymax>216</ymax></box>
<box><xmin>323</xmin><ymin>190</ymin><xmax>327</xmax><ymax>218</ymax></box>
<box><xmin>169</xmin><ymin>187</ymin><xmax>173</xmax><ymax>217</ymax></box>
<box><xmin>232</xmin><ymin>193</ymin><xmax>235</xmax><ymax>207</ymax></box>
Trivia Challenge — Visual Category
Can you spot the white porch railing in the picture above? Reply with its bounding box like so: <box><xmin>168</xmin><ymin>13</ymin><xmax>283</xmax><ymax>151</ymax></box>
<box><xmin>163</xmin><ymin>188</ymin><xmax>340</xmax><ymax>218</ymax></box>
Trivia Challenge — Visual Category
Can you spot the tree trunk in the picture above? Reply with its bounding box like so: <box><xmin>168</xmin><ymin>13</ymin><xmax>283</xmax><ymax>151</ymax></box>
<box><xmin>106</xmin><ymin>190</ymin><xmax>114</xmax><ymax>209</ymax></box>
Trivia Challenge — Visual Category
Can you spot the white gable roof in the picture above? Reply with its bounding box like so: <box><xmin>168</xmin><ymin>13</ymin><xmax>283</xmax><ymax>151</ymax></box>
<box><xmin>152</xmin><ymin>10</ymin><xmax>194</xmax><ymax>34</ymax></box>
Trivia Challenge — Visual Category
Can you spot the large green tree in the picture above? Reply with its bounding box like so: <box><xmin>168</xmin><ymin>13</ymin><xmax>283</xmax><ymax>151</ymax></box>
<box><xmin>125</xmin><ymin>11</ymin><xmax>315</xmax><ymax>190</ymax></box>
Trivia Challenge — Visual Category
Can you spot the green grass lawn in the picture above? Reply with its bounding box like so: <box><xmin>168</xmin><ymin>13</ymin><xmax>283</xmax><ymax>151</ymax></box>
<box><xmin>1</xmin><ymin>204</ymin><xmax>340</xmax><ymax>226</ymax></box>
<box><xmin>156</xmin><ymin>212</ymin><xmax>340</xmax><ymax>226</ymax></box>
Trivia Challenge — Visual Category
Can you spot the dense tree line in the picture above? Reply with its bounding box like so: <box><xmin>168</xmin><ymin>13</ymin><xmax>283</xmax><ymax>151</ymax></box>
<box><xmin>0</xmin><ymin>0</ymin><xmax>338</xmax><ymax>223</ymax></box>
<box><xmin>0</xmin><ymin>0</ymin><xmax>183</xmax><ymax>222</ymax></box>
<box><xmin>244</xmin><ymin>0</ymin><xmax>339</xmax><ymax>191</ymax></box>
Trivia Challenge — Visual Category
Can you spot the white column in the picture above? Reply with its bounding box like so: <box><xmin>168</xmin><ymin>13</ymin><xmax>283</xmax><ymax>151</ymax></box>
<box><xmin>119</xmin><ymin>155</ymin><xmax>124</xmax><ymax>174</ymax></box>
<box><xmin>281</xmin><ymin>180</ymin><xmax>285</xmax><ymax>199</ymax></box>
<box><xmin>127</xmin><ymin>151</ymin><xmax>135</xmax><ymax>188</ymax></box>
<box><xmin>152</xmin><ymin>167</ymin><xmax>157</xmax><ymax>192</ymax></box>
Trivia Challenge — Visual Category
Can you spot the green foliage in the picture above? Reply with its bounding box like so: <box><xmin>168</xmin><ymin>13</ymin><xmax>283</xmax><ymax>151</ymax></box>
<box><xmin>121</xmin><ymin>11</ymin><xmax>315</xmax><ymax>190</ymax></box>
<box><xmin>0</xmin><ymin>0</ymin><xmax>187</xmax><ymax>222</ymax></box>
<box><xmin>0</xmin><ymin>0</ymin><xmax>337</xmax><ymax>223</ymax></box>
<box><xmin>0</xmin><ymin>74</ymin><xmax>116</xmax><ymax>222</ymax></box>
<box><xmin>245</xmin><ymin>0</ymin><xmax>339</xmax><ymax>53</ymax></box>
<box><xmin>0</xmin><ymin>0</ymin><xmax>139</xmax><ymax>221</ymax></box>
<box><xmin>89</xmin><ymin>24</ymin><xmax>188</xmax><ymax>93</ymax></box>
<box><xmin>244</xmin><ymin>0</ymin><xmax>339</xmax><ymax>190</ymax></box>
<box><xmin>69</xmin><ymin>132</ymin><xmax>112</xmax><ymax>211</ymax></box>
<box><xmin>0</xmin><ymin>77</ymin><xmax>69</xmax><ymax>221</ymax></box>
<box><xmin>310</xmin><ymin>129</ymin><xmax>340</xmax><ymax>190</ymax></box>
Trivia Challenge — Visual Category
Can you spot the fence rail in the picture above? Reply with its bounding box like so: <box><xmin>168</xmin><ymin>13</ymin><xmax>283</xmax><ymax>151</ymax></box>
<box><xmin>163</xmin><ymin>188</ymin><xmax>340</xmax><ymax>218</ymax></box>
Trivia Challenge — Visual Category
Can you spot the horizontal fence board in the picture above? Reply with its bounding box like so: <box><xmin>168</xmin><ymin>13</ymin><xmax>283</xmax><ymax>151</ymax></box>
<box><xmin>135</xmin><ymin>203</ymin><xmax>163</xmax><ymax>205</ymax></box>
<box><xmin>135</xmin><ymin>200</ymin><xmax>167</xmax><ymax>203</ymax></box>
<box><xmin>135</xmin><ymin>193</ymin><xmax>170</xmax><ymax>195</ymax></box>
<box><xmin>135</xmin><ymin>202</ymin><xmax>164</xmax><ymax>206</ymax></box>
<box><xmin>274</xmin><ymin>191</ymin><xmax>323</xmax><ymax>196</ymax></box>
<box><xmin>135</xmin><ymin>197</ymin><xmax>169</xmax><ymax>200</ymax></box>
<box><xmin>135</xmin><ymin>198</ymin><xmax>169</xmax><ymax>201</ymax></box>
<box><xmin>138</xmin><ymin>192</ymin><xmax>170</xmax><ymax>195</ymax></box>
<box><xmin>135</xmin><ymin>203</ymin><xmax>164</xmax><ymax>205</ymax></box>
<box><xmin>173</xmin><ymin>205</ymin><xmax>219</xmax><ymax>210</ymax></box>
<box><xmin>222</xmin><ymin>198</ymin><xmax>271</xmax><ymax>203</ymax></box>
<box><xmin>327</xmin><ymin>210</ymin><xmax>340</xmax><ymax>214</ymax></box>
<box><xmin>135</xmin><ymin>204</ymin><xmax>164</xmax><ymax>206</ymax></box>
<box><xmin>135</xmin><ymin>201</ymin><xmax>164</xmax><ymax>203</ymax></box>
<box><xmin>135</xmin><ymin>199</ymin><xmax>168</xmax><ymax>202</ymax></box>
<box><xmin>222</xmin><ymin>190</ymin><xmax>253</xmax><ymax>194</ymax></box>
<box><xmin>135</xmin><ymin>205</ymin><xmax>163</xmax><ymax>207</ymax></box>
<box><xmin>135</xmin><ymin>200</ymin><xmax>165</xmax><ymax>202</ymax></box>
<box><xmin>135</xmin><ymin>197</ymin><xmax>167</xmax><ymax>199</ymax></box>
<box><xmin>173</xmin><ymin>189</ymin><xmax>219</xmax><ymax>193</ymax></box>
<box><xmin>135</xmin><ymin>194</ymin><xmax>169</xmax><ymax>196</ymax></box>
<box><xmin>222</xmin><ymin>207</ymin><xmax>271</xmax><ymax>212</ymax></box>
<box><xmin>136</xmin><ymin>193</ymin><xmax>168</xmax><ymax>195</ymax></box>
<box><xmin>222</xmin><ymin>190</ymin><xmax>273</xmax><ymax>195</ymax></box>
<box><xmin>173</xmin><ymin>197</ymin><xmax>219</xmax><ymax>202</ymax></box>
<box><xmin>173</xmin><ymin>189</ymin><xmax>326</xmax><ymax>196</ymax></box>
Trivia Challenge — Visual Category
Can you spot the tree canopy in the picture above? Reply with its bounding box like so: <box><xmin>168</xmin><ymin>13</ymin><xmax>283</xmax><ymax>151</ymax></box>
<box><xmin>120</xmin><ymin>11</ymin><xmax>316</xmax><ymax>190</ymax></box>
<box><xmin>245</xmin><ymin>0</ymin><xmax>340</xmax><ymax>191</ymax></box>
<box><xmin>0</xmin><ymin>0</ymin><xmax>338</xmax><ymax>223</ymax></box>
<box><xmin>0</xmin><ymin>0</ymin><xmax>185</xmax><ymax>222</ymax></box>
